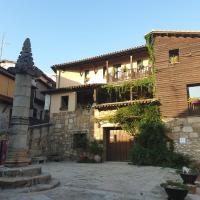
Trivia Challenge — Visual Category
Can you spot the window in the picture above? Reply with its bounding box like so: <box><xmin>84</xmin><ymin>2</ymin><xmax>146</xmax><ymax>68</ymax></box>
<box><xmin>60</xmin><ymin>95</ymin><xmax>69</xmax><ymax>110</ymax></box>
<box><xmin>33</xmin><ymin>108</ymin><xmax>37</xmax><ymax>119</ymax></box>
<box><xmin>84</xmin><ymin>70</ymin><xmax>90</xmax><ymax>83</ymax></box>
<box><xmin>137</xmin><ymin>60</ymin><xmax>144</xmax><ymax>70</ymax></box>
<box><xmin>113</xmin><ymin>64</ymin><xmax>121</xmax><ymax>79</ymax></box>
<box><xmin>187</xmin><ymin>85</ymin><xmax>200</xmax><ymax>100</ymax></box>
<box><xmin>169</xmin><ymin>49</ymin><xmax>179</xmax><ymax>64</ymax></box>
<box><xmin>103</xmin><ymin>67</ymin><xmax>106</xmax><ymax>78</ymax></box>
<box><xmin>40</xmin><ymin>111</ymin><xmax>43</xmax><ymax>120</ymax></box>
<box><xmin>187</xmin><ymin>84</ymin><xmax>200</xmax><ymax>115</ymax></box>
<box><xmin>73</xmin><ymin>133</ymin><xmax>88</xmax><ymax>149</ymax></box>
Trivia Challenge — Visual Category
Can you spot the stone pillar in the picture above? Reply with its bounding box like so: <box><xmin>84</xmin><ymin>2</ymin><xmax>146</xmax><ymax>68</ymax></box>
<box><xmin>5</xmin><ymin>74</ymin><xmax>32</xmax><ymax>167</ymax></box>
<box><xmin>5</xmin><ymin>38</ymin><xmax>41</xmax><ymax>167</ymax></box>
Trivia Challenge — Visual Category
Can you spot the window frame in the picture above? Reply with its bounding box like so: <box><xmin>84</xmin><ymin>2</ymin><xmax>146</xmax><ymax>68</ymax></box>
<box><xmin>60</xmin><ymin>95</ymin><xmax>69</xmax><ymax>110</ymax></box>
<box><xmin>169</xmin><ymin>49</ymin><xmax>179</xmax><ymax>64</ymax></box>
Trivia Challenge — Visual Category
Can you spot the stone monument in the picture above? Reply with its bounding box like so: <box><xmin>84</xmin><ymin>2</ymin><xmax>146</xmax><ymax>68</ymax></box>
<box><xmin>0</xmin><ymin>39</ymin><xmax>59</xmax><ymax>191</ymax></box>
<box><xmin>5</xmin><ymin>38</ymin><xmax>39</xmax><ymax>167</ymax></box>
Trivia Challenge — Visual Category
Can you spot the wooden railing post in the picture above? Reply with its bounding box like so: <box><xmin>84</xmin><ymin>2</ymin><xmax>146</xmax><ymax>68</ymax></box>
<box><xmin>106</xmin><ymin>60</ymin><xmax>109</xmax><ymax>82</ymax></box>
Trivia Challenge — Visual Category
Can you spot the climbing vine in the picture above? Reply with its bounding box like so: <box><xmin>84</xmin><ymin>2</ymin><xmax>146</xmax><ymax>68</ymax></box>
<box><xmin>110</xmin><ymin>104</ymin><xmax>160</xmax><ymax>135</ymax></box>
<box><xmin>102</xmin><ymin>77</ymin><xmax>154</xmax><ymax>101</ymax></box>
<box><xmin>145</xmin><ymin>33</ymin><xmax>156</xmax><ymax>96</ymax></box>
<box><xmin>107</xmin><ymin>103</ymin><xmax>191</xmax><ymax>168</ymax></box>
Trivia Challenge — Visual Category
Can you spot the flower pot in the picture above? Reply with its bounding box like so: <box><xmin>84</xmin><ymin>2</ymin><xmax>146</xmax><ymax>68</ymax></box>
<box><xmin>164</xmin><ymin>186</ymin><xmax>188</xmax><ymax>200</ymax></box>
<box><xmin>94</xmin><ymin>155</ymin><xmax>101</xmax><ymax>163</ymax></box>
<box><xmin>191</xmin><ymin>100</ymin><xmax>200</xmax><ymax>105</ymax></box>
<box><xmin>180</xmin><ymin>173</ymin><xmax>198</xmax><ymax>185</ymax></box>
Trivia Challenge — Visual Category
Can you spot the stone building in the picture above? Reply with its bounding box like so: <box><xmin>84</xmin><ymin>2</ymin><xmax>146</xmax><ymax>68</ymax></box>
<box><xmin>44</xmin><ymin>46</ymin><xmax>154</xmax><ymax>160</ymax></box>
<box><xmin>0</xmin><ymin>62</ymin><xmax>55</xmax><ymax>131</ymax></box>
<box><xmin>43</xmin><ymin>30</ymin><xmax>200</xmax><ymax>162</ymax></box>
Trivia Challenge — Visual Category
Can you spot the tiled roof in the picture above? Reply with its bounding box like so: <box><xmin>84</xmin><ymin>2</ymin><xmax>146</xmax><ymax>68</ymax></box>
<box><xmin>0</xmin><ymin>66</ymin><xmax>15</xmax><ymax>79</ymax></box>
<box><xmin>0</xmin><ymin>59</ymin><xmax>15</xmax><ymax>64</ymax></box>
<box><xmin>42</xmin><ymin>83</ymin><xmax>104</xmax><ymax>94</ymax></box>
<box><xmin>51</xmin><ymin>45</ymin><xmax>147</xmax><ymax>71</ymax></box>
<box><xmin>0</xmin><ymin>94</ymin><xmax>13</xmax><ymax>104</ymax></box>
<box><xmin>94</xmin><ymin>98</ymin><xmax>159</xmax><ymax>110</ymax></box>
<box><xmin>146</xmin><ymin>29</ymin><xmax>200</xmax><ymax>37</ymax></box>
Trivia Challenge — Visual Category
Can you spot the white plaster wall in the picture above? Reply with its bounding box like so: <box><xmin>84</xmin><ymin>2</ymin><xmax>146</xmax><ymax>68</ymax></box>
<box><xmin>57</xmin><ymin>58</ymin><xmax>149</xmax><ymax>88</ymax></box>
<box><xmin>50</xmin><ymin>92</ymin><xmax>77</xmax><ymax>113</ymax></box>
<box><xmin>59</xmin><ymin>71</ymin><xmax>84</xmax><ymax>87</ymax></box>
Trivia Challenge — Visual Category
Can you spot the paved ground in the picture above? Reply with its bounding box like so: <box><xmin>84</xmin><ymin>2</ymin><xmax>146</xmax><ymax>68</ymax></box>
<box><xmin>0</xmin><ymin>161</ymin><xmax>199</xmax><ymax>200</ymax></box>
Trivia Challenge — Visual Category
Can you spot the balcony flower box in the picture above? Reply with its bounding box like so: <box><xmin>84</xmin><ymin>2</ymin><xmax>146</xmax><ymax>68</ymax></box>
<box><xmin>188</xmin><ymin>98</ymin><xmax>200</xmax><ymax>105</ymax></box>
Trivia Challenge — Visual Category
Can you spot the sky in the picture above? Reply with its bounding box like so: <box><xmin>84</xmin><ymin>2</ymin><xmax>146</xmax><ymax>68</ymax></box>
<box><xmin>0</xmin><ymin>0</ymin><xmax>200</xmax><ymax>75</ymax></box>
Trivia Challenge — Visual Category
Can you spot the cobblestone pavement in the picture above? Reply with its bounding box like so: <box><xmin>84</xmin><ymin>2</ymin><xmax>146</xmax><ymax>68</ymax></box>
<box><xmin>0</xmin><ymin>162</ymin><xmax>199</xmax><ymax>200</ymax></box>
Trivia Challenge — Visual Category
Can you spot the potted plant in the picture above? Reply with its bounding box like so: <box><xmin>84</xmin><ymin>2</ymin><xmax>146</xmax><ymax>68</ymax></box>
<box><xmin>161</xmin><ymin>180</ymin><xmax>189</xmax><ymax>200</ymax></box>
<box><xmin>178</xmin><ymin>166</ymin><xmax>199</xmax><ymax>185</ymax></box>
<box><xmin>89</xmin><ymin>140</ymin><xmax>103</xmax><ymax>163</ymax></box>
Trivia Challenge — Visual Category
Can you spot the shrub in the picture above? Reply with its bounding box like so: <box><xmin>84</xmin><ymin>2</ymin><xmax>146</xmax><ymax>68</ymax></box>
<box><xmin>129</xmin><ymin>119</ymin><xmax>191</xmax><ymax>168</ymax></box>
<box><xmin>111</xmin><ymin>104</ymin><xmax>191</xmax><ymax>168</ymax></box>
<box><xmin>89</xmin><ymin>140</ymin><xmax>103</xmax><ymax>155</ymax></box>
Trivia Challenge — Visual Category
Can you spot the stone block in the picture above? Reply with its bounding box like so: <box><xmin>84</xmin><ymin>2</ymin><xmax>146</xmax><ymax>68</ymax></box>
<box><xmin>173</xmin><ymin>126</ymin><xmax>181</xmax><ymax>132</ymax></box>
<box><xmin>68</xmin><ymin>118</ymin><xmax>73</xmax><ymax>124</ymax></box>
<box><xmin>55</xmin><ymin>124</ymin><xmax>62</xmax><ymax>129</ymax></box>
<box><xmin>182</xmin><ymin>126</ymin><xmax>193</xmax><ymax>133</ymax></box>
<box><xmin>68</xmin><ymin>124</ymin><xmax>73</xmax><ymax>130</ymax></box>
<box><xmin>188</xmin><ymin>117</ymin><xmax>200</xmax><ymax>124</ymax></box>
<box><xmin>189</xmin><ymin>132</ymin><xmax>199</xmax><ymax>138</ymax></box>
<box><xmin>32</xmin><ymin>131</ymin><xmax>41</xmax><ymax>139</ymax></box>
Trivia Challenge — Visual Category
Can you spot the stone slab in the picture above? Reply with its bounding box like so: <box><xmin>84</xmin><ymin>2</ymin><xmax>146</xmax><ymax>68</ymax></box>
<box><xmin>0</xmin><ymin>173</ymin><xmax>51</xmax><ymax>189</ymax></box>
<box><xmin>0</xmin><ymin>165</ymin><xmax>42</xmax><ymax>177</ymax></box>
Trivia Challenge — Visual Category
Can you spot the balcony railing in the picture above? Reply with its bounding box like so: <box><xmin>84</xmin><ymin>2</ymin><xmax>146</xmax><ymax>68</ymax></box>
<box><xmin>188</xmin><ymin>102</ymin><xmax>200</xmax><ymax>115</ymax></box>
<box><xmin>107</xmin><ymin>66</ymin><xmax>152</xmax><ymax>83</ymax></box>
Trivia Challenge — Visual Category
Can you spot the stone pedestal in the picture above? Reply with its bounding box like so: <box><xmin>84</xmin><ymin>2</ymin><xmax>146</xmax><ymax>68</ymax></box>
<box><xmin>5</xmin><ymin>73</ymin><xmax>32</xmax><ymax>167</ymax></box>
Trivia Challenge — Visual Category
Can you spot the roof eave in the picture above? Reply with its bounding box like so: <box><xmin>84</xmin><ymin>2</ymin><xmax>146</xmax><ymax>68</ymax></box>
<box><xmin>52</xmin><ymin>45</ymin><xmax>147</xmax><ymax>71</ymax></box>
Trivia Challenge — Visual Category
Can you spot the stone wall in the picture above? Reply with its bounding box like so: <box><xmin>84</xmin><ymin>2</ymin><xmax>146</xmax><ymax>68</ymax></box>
<box><xmin>49</xmin><ymin>107</ymin><xmax>94</xmax><ymax>159</ymax></box>
<box><xmin>28</xmin><ymin>123</ymin><xmax>51</xmax><ymax>157</ymax></box>
<box><xmin>165</xmin><ymin>117</ymin><xmax>200</xmax><ymax>161</ymax></box>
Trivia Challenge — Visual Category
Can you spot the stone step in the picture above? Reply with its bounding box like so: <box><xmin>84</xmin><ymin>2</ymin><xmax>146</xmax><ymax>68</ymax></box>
<box><xmin>26</xmin><ymin>178</ymin><xmax>60</xmax><ymax>192</ymax></box>
<box><xmin>0</xmin><ymin>173</ymin><xmax>51</xmax><ymax>189</ymax></box>
<box><xmin>0</xmin><ymin>165</ymin><xmax>42</xmax><ymax>177</ymax></box>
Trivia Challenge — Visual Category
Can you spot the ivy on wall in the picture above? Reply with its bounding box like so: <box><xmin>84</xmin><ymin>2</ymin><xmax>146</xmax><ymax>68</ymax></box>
<box><xmin>145</xmin><ymin>33</ymin><xmax>156</xmax><ymax>95</ymax></box>
<box><xmin>101</xmin><ymin>77</ymin><xmax>154</xmax><ymax>101</ymax></box>
<box><xmin>110</xmin><ymin>103</ymin><xmax>160</xmax><ymax>135</ymax></box>
<box><xmin>107</xmin><ymin>103</ymin><xmax>191</xmax><ymax>168</ymax></box>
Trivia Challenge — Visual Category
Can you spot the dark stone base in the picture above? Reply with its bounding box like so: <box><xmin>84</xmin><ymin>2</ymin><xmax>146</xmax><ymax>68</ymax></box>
<box><xmin>0</xmin><ymin>173</ymin><xmax>51</xmax><ymax>189</ymax></box>
<box><xmin>0</xmin><ymin>166</ymin><xmax>41</xmax><ymax>177</ymax></box>
<box><xmin>0</xmin><ymin>165</ymin><xmax>60</xmax><ymax>190</ymax></box>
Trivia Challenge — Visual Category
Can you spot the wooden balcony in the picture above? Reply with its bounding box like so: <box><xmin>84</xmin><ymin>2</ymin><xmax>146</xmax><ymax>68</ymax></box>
<box><xmin>107</xmin><ymin>66</ymin><xmax>152</xmax><ymax>83</ymax></box>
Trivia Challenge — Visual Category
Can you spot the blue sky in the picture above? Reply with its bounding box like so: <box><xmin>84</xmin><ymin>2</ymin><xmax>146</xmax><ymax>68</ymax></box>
<box><xmin>0</xmin><ymin>0</ymin><xmax>200</xmax><ymax>74</ymax></box>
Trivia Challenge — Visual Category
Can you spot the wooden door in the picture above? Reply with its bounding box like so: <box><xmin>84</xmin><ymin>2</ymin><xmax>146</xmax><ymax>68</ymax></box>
<box><xmin>106</xmin><ymin>128</ymin><xmax>133</xmax><ymax>161</ymax></box>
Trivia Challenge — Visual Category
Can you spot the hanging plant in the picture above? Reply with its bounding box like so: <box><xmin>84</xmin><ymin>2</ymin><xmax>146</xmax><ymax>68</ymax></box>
<box><xmin>102</xmin><ymin>76</ymin><xmax>154</xmax><ymax>100</ymax></box>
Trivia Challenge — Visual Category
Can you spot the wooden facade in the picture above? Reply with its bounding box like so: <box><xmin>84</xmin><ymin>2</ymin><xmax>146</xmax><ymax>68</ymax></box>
<box><xmin>0</xmin><ymin>70</ymin><xmax>14</xmax><ymax>101</ymax></box>
<box><xmin>153</xmin><ymin>33</ymin><xmax>200</xmax><ymax>117</ymax></box>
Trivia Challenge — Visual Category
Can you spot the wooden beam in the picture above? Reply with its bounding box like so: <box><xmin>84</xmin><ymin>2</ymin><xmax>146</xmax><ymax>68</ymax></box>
<box><xmin>130</xmin><ymin>87</ymin><xmax>133</xmax><ymax>101</ymax></box>
<box><xmin>93</xmin><ymin>88</ymin><xmax>97</xmax><ymax>104</ymax></box>
<box><xmin>106</xmin><ymin>60</ymin><xmax>109</xmax><ymax>82</ymax></box>
<box><xmin>130</xmin><ymin>55</ymin><xmax>133</xmax><ymax>69</ymax></box>
<box><xmin>58</xmin><ymin>70</ymin><xmax>61</xmax><ymax>88</ymax></box>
